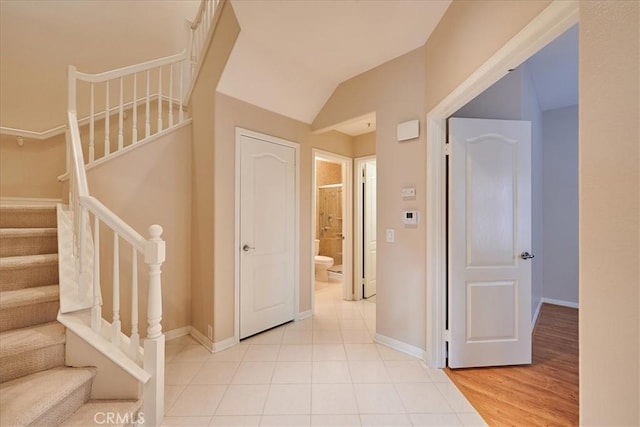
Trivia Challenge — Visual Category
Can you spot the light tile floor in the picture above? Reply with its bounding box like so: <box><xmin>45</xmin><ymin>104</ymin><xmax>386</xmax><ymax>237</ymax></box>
<box><xmin>163</xmin><ymin>281</ymin><xmax>486</xmax><ymax>427</ymax></box>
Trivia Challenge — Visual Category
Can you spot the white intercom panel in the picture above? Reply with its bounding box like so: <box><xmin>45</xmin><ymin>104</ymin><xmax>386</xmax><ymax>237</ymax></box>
<box><xmin>402</xmin><ymin>210</ymin><xmax>420</xmax><ymax>225</ymax></box>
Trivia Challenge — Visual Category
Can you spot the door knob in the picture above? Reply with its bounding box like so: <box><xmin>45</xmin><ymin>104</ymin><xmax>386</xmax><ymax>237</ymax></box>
<box><xmin>242</xmin><ymin>244</ymin><xmax>255</xmax><ymax>252</ymax></box>
<box><xmin>520</xmin><ymin>251</ymin><xmax>535</xmax><ymax>260</ymax></box>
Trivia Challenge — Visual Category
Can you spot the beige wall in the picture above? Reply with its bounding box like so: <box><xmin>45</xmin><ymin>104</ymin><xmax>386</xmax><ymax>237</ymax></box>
<box><xmin>214</xmin><ymin>92</ymin><xmax>352</xmax><ymax>342</ymax></box>
<box><xmin>579</xmin><ymin>1</ymin><xmax>639</xmax><ymax>424</ymax></box>
<box><xmin>0</xmin><ymin>133</ymin><xmax>65</xmax><ymax>199</ymax></box>
<box><xmin>0</xmin><ymin>101</ymin><xmax>181</xmax><ymax>200</ymax></box>
<box><xmin>189</xmin><ymin>0</ymin><xmax>240</xmax><ymax>342</ymax></box>
<box><xmin>86</xmin><ymin>124</ymin><xmax>192</xmax><ymax>335</ymax></box>
<box><xmin>353</xmin><ymin>131</ymin><xmax>376</xmax><ymax>158</ymax></box>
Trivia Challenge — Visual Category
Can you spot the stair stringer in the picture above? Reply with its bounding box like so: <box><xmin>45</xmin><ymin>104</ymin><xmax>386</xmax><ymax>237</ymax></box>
<box><xmin>64</xmin><ymin>327</ymin><xmax>141</xmax><ymax>400</ymax></box>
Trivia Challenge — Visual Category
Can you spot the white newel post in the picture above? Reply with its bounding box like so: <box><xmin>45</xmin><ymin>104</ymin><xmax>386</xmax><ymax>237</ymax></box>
<box><xmin>143</xmin><ymin>225</ymin><xmax>165</xmax><ymax>427</ymax></box>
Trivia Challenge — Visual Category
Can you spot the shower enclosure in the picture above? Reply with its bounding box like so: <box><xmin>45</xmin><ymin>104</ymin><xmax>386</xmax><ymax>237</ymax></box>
<box><xmin>317</xmin><ymin>184</ymin><xmax>343</xmax><ymax>270</ymax></box>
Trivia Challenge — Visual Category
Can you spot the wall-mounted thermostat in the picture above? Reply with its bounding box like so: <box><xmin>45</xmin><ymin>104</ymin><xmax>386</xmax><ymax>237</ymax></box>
<box><xmin>403</xmin><ymin>210</ymin><xmax>420</xmax><ymax>225</ymax></box>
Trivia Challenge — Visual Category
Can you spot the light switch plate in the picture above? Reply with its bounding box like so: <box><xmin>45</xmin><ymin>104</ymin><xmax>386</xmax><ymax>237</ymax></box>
<box><xmin>386</xmin><ymin>229</ymin><xmax>395</xmax><ymax>243</ymax></box>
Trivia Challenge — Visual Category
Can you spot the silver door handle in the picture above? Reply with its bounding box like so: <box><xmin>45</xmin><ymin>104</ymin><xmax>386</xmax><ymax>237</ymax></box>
<box><xmin>520</xmin><ymin>251</ymin><xmax>535</xmax><ymax>260</ymax></box>
<box><xmin>242</xmin><ymin>244</ymin><xmax>255</xmax><ymax>252</ymax></box>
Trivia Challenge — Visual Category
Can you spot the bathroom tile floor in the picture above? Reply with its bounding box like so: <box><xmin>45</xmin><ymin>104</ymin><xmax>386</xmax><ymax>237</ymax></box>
<box><xmin>162</xmin><ymin>281</ymin><xmax>486</xmax><ymax>426</ymax></box>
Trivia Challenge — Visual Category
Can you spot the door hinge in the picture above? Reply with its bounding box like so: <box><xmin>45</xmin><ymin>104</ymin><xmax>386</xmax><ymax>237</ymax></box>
<box><xmin>444</xmin><ymin>143</ymin><xmax>451</xmax><ymax>156</ymax></box>
<box><xmin>444</xmin><ymin>329</ymin><xmax>451</xmax><ymax>342</ymax></box>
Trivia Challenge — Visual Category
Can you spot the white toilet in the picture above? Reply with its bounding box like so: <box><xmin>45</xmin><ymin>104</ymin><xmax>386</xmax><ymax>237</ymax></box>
<box><xmin>314</xmin><ymin>239</ymin><xmax>334</xmax><ymax>282</ymax></box>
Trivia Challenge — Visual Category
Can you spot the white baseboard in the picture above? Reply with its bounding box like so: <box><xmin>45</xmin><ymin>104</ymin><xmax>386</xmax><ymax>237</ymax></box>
<box><xmin>165</xmin><ymin>326</ymin><xmax>192</xmax><ymax>342</ymax></box>
<box><xmin>296</xmin><ymin>310</ymin><xmax>313</xmax><ymax>321</ymax></box>
<box><xmin>0</xmin><ymin>197</ymin><xmax>62</xmax><ymax>206</ymax></box>
<box><xmin>212</xmin><ymin>336</ymin><xmax>239</xmax><ymax>353</ymax></box>
<box><xmin>532</xmin><ymin>299</ymin><xmax>543</xmax><ymax>330</ymax></box>
<box><xmin>166</xmin><ymin>325</ymin><xmax>238</xmax><ymax>354</ymax></box>
<box><xmin>374</xmin><ymin>333</ymin><xmax>426</xmax><ymax>360</ymax></box>
<box><xmin>541</xmin><ymin>297</ymin><xmax>579</xmax><ymax>309</ymax></box>
<box><xmin>189</xmin><ymin>327</ymin><xmax>214</xmax><ymax>352</ymax></box>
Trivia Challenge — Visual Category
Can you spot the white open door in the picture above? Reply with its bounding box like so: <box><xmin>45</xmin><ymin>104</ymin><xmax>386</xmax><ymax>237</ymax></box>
<box><xmin>363</xmin><ymin>161</ymin><xmax>377</xmax><ymax>298</ymax></box>
<box><xmin>239</xmin><ymin>133</ymin><xmax>296</xmax><ymax>339</ymax></box>
<box><xmin>448</xmin><ymin>118</ymin><xmax>532</xmax><ymax>368</ymax></box>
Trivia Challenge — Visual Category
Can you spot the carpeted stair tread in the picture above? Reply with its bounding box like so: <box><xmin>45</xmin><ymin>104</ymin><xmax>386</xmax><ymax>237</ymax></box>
<box><xmin>0</xmin><ymin>285</ymin><xmax>60</xmax><ymax>332</ymax></box>
<box><xmin>0</xmin><ymin>285</ymin><xmax>60</xmax><ymax>310</ymax></box>
<box><xmin>0</xmin><ymin>205</ymin><xmax>57</xmax><ymax>228</ymax></box>
<box><xmin>0</xmin><ymin>322</ymin><xmax>66</xmax><ymax>383</ymax></box>
<box><xmin>0</xmin><ymin>253</ymin><xmax>59</xmax><ymax>270</ymax></box>
<box><xmin>0</xmin><ymin>367</ymin><xmax>96</xmax><ymax>427</ymax></box>
<box><xmin>0</xmin><ymin>321</ymin><xmax>65</xmax><ymax>357</ymax></box>
<box><xmin>0</xmin><ymin>253</ymin><xmax>59</xmax><ymax>291</ymax></box>
<box><xmin>0</xmin><ymin>228</ymin><xmax>58</xmax><ymax>257</ymax></box>
<box><xmin>61</xmin><ymin>399</ymin><xmax>143</xmax><ymax>427</ymax></box>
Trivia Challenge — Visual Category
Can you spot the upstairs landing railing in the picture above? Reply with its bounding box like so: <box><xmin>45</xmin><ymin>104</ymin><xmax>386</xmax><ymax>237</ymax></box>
<box><xmin>68</xmin><ymin>51</ymin><xmax>189</xmax><ymax>167</ymax></box>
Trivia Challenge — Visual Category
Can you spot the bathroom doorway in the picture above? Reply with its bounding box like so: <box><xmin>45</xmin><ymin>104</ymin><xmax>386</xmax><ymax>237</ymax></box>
<box><xmin>311</xmin><ymin>150</ymin><xmax>352</xmax><ymax>306</ymax></box>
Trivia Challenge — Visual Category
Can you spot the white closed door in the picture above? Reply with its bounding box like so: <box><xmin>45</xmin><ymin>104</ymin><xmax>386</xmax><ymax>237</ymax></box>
<box><xmin>448</xmin><ymin>117</ymin><xmax>532</xmax><ymax>368</ymax></box>
<box><xmin>239</xmin><ymin>134</ymin><xmax>296</xmax><ymax>339</ymax></box>
<box><xmin>363</xmin><ymin>161</ymin><xmax>377</xmax><ymax>298</ymax></box>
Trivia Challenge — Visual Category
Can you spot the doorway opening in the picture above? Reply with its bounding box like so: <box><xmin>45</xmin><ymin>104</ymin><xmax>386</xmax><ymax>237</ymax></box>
<box><xmin>311</xmin><ymin>150</ymin><xmax>352</xmax><ymax>309</ymax></box>
<box><xmin>425</xmin><ymin>0</ymin><xmax>578</xmax><ymax>370</ymax></box>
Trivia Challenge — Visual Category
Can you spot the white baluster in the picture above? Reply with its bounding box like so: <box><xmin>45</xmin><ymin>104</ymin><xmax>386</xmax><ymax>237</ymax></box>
<box><xmin>89</xmin><ymin>83</ymin><xmax>95</xmax><ymax>163</ymax></box>
<box><xmin>112</xmin><ymin>232</ymin><xmax>121</xmax><ymax>347</ymax></box>
<box><xmin>92</xmin><ymin>215</ymin><xmax>102</xmax><ymax>332</ymax></box>
<box><xmin>157</xmin><ymin>67</ymin><xmax>163</xmax><ymax>132</ymax></box>
<box><xmin>118</xmin><ymin>76</ymin><xmax>124</xmax><ymax>150</ymax></box>
<box><xmin>104</xmin><ymin>80</ymin><xmax>110</xmax><ymax>156</ymax></box>
<box><xmin>65</xmin><ymin>130</ymin><xmax>73</xmax><ymax>213</ymax></box>
<box><xmin>130</xmin><ymin>250</ymin><xmax>139</xmax><ymax>360</ymax></box>
<box><xmin>168</xmin><ymin>64</ymin><xmax>174</xmax><ymax>128</ymax></box>
<box><xmin>132</xmin><ymin>72</ymin><xmax>138</xmax><ymax>144</ymax></box>
<box><xmin>143</xmin><ymin>224</ymin><xmax>166</xmax><ymax>427</ymax></box>
<box><xmin>145</xmin><ymin>70</ymin><xmax>151</xmax><ymax>138</ymax></box>
<box><xmin>78</xmin><ymin>206</ymin><xmax>88</xmax><ymax>301</ymax></box>
<box><xmin>179</xmin><ymin>63</ymin><xmax>184</xmax><ymax>123</ymax></box>
<box><xmin>190</xmin><ymin>30</ymin><xmax>196</xmax><ymax>77</ymax></box>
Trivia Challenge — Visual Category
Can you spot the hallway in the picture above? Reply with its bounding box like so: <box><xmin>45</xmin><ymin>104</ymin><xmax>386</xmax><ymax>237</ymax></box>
<box><xmin>162</xmin><ymin>282</ymin><xmax>486</xmax><ymax>426</ymax></box>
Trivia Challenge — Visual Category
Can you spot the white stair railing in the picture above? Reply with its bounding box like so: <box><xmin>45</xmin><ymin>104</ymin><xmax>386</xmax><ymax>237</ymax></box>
<box><xmin>66</xmin><ymin>107</ymin><xmax>166</xmax><ymax>426</ymax></box>
<box><xmin>67</xmin><ymin>54</ymin><xmax>181</xmax><ymax>427</ymax></box>
<box><xmin>189</xmin><ymin>0</ymin><xmax>221</xmax><ymax>79</ymax></box>
<box><xmin>69</xmin><ymin>51</ymin><xmax>189</xmax><ymax>166</ymax></box>
<box><xmin>61</xmin><ymin>1</ymin><xmax>223</xmax><ymax>425</ymax></box>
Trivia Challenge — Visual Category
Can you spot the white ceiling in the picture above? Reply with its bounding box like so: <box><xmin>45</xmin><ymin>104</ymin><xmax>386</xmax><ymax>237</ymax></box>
<box><xmin>526</xmin><ymin>24</ymin><xmax>578</xmax><ymax>111</ymax></box>
<box><xmin>218</xmin><ymin>0</ymin><xmax>452</xmax><ymax>126</ymax></box>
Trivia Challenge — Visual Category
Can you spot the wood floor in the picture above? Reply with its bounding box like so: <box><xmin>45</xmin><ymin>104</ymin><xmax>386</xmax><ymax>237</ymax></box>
<box><xmin>446</xmin><ymin>303</ymin><xmax>579</xmax><ymax>426</ymax></box>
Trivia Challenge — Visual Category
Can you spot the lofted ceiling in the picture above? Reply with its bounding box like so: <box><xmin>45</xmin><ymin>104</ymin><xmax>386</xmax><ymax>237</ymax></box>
<box><xmin>218</xmin><ymin>0</ymin><xmax>452</xmax><ymax>129</ymax></box>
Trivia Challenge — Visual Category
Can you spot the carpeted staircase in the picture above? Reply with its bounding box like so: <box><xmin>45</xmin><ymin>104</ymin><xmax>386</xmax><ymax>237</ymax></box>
<box><xmin>0</xmin><ymin>205</ymin><xmax>141</xmax><ymax>427</ymax></box>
